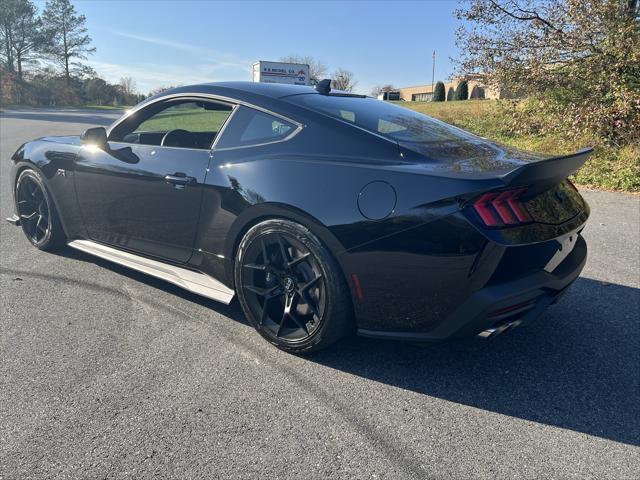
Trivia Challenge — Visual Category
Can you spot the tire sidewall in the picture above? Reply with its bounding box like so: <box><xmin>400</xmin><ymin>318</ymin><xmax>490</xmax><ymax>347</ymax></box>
<box><xmin>15</xmin><ymin>169</ymin><xmax>56</xmax><ymax>249</ymax></box>
<box><xmin>234</xmin><ymin>219</ymin><xmax>352</xmax><ymax>353</ymax></box>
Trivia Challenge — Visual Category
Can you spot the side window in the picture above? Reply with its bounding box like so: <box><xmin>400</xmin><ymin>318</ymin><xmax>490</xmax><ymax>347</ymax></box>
<box><xmin>136</xmin><ymin>102</ymin><xmax>230</xmax><ymax>133</ymax></box>
<box><xmin>110</xmin><ymin>100</ymin><xmax>233</xmax><ymax>150</ymax></box>
<box><xmin>215</xmin><ymin>106</ymin><xmax>297</xmax><ymax>149</ymax></box>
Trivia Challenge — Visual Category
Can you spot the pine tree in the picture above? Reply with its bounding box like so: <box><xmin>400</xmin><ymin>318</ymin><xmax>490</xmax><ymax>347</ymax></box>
<box><xmin>0</xmin><ymin>0</ymin><xmax>43</xmax><ymax>79</ymax></box>
<box><xmin>42</xmin><ymin>0</ymin><xmax>94</xmax><ymax>85</ymax></box>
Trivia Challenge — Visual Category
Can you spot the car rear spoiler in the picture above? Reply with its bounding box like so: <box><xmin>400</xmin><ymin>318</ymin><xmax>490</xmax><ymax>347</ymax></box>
<box><xmin>502</xmin><ymin>147</ymin><xmax>593</xmax><ymax>193</ymax></box>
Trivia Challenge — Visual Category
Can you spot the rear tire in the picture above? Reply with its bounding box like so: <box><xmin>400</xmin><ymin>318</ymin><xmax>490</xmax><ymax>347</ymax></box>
<box><xmin>15</xmin><ymin>169</ymin><xmax>65</xmax><ymax>251</ymax></box>
<box><xmin>234</xmin><ymin>219</ymin><xmax>354</xmax><ymax>354</ymax></box>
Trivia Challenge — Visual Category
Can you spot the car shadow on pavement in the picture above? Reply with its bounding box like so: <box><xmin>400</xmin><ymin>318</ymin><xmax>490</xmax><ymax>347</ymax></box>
<box><xmin>50</xmin><ymin>247</ymin><xmax>640</xmax><ymax>447</ymax></box>
<box><xmin>311</xmin><ymin>276</ymin><xmax>640</xmax><ymax>447</ymax></box>
<box><xmin>52</xmin><ymin>246</ymin><xmax>249</xmax><ymax>323</ymax></box>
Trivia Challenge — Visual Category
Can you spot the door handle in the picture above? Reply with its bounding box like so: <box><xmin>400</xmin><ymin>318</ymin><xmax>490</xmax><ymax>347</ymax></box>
<box><xmin>164</xmin><ymin>173</ymin><xmax>196</xmax><ymax>186</ymax></box>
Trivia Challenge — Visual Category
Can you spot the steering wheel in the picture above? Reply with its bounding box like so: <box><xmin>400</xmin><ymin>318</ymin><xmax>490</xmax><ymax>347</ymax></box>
<box><xmin>161</xmin><ymin>129</ymin><xmax>198</xmax><ymax>148</ymax></box>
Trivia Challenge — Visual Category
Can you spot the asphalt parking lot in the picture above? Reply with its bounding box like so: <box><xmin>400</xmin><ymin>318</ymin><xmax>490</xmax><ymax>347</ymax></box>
<box><xmin>1</xmin><ymin>108</ymin><xmax>639</xmax><ymax>479</ymax></box>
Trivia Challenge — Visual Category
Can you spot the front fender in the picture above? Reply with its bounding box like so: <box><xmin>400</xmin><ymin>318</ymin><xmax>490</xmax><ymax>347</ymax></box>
<box><xmin>10</xmin><ymin>139</ymin><xmax>85</xmax><ymax>239</ymax></box>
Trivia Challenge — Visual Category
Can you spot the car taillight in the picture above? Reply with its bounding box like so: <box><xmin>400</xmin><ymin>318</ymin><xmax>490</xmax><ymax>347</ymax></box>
<box><xmin>472</xmin><ymin>187</ymin><xmax>532</xmax><ymax>227</ymax></box>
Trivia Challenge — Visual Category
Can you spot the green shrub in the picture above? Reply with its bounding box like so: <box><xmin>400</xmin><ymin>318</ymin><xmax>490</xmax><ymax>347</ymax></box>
<box><xmin>446</xmin><ymin>87</ymin><xmax>455</xmax><ymax>101</ymax></box>
<box><xmin>433</xmin><ymin>81</ymin><xmax>445</xmax><ymax>101</ymax></box>
<box><xmin>453</xmin><ymin>80</ymin><xmax>468</xmax><ymax>100</ymax></box>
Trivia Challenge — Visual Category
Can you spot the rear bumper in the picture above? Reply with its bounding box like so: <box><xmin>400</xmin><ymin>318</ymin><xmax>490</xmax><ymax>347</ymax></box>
<box><xmin>358</xmin><ymin>234</ymin><xmax>587</xmax><ymax>342</ymax></box>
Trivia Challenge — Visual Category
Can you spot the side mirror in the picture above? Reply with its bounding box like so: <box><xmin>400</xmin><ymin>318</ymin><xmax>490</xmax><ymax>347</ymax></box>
<box><xmin>80</xmin><ymin>127</ymin><xmax>108</xmax><ymax>148</ymax></box>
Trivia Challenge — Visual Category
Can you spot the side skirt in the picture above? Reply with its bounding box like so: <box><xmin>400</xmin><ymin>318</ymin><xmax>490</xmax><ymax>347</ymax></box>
<box><xmin>67</xmin><ymin>239</ymin><xmax>235</xmax><ymax>304</ymax></box>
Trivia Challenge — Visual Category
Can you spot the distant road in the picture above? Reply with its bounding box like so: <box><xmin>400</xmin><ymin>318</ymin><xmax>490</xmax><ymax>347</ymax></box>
<box><xmin>1</xmin><ymin>107</ymin><xmax>639</xmax><ymax>479</ymax></box>
<box><xmin>0</xmin><ymin>106</ymin><xmax>123</xmax><ymax>129</ymax></box>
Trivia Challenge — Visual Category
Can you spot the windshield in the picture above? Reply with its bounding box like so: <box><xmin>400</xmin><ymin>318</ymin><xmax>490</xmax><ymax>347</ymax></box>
<box><xmin>285</xmin><ymin>94</ymin><xmax>479</xmax><ymax>147</ymax></box>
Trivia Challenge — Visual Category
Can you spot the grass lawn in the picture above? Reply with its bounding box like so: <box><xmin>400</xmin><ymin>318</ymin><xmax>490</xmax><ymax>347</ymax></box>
<box><xmin>137</xmin><ymin>109</ymin><xmax>231</xmax><ymax>132</ymax></box>
<box><xmin>82</xmin><ymin>104</ymin><xmax>133</xmax><ymax>110</ymax></box>
<box><xmin>396</xmin><ymin>100</ymin><xmax>639</xmax><ymax>193</ymax></box>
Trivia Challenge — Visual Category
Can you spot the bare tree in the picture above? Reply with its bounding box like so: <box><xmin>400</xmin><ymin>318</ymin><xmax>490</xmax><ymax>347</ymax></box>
<box><xmin>371</xmin><ymin>84</ymin><xmax>397</xmax><ymax>97</ymax></box>
<box><xmin>331</xmin><ymin>68</ymin><xmax>358</xmax><ymax>91</ymax></box>
<box><xmin>280</xmin><ymin>54</ymin><xmax>328</xmax><ymax>83</ymax></box>
<box><xmin>119</xmin><ymin>76</ymin><xmax>136</xmax><ymax>96</ymax></box>
<box><xmin>42</xmin><ymin>0</ymin><xmax>95</xmax><ymax>85</ymax></box>
<box><xmin>148</xmin><ymin>85</ymin><xmax>176</xmax><ymax>97</ymax></box>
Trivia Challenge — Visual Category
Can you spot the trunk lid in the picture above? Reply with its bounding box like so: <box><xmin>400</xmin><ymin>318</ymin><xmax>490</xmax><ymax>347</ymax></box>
<box><xmin>432</xmin><ymin>145</ymin><xmax>594</xmax><ymax>235</ymax></box>
<box><xmin>397</xmin><ymin>140</ymin><xmax>591</xmax><ymax>183</ymax></box>
<box><xmin>522</xmin><ymin>181</ymin><xmax>586</xmax><ymax>225</ymax></box>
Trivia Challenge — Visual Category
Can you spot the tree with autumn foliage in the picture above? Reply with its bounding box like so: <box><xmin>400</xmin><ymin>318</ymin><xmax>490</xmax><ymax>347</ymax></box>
<box><xmin>455</xmin><ymin>0</ymin><xmax>640</xmax><ymax>145</ymax></box>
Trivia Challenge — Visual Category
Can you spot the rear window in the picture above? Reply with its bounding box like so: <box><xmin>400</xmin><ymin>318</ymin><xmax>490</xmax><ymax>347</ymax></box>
<box><xmin>286</xmin><ymin>94</ymin><xmax>477</xmax><ymax>146</ymax></box>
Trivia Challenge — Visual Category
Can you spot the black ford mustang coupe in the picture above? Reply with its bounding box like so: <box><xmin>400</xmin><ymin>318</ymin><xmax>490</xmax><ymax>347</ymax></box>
<box><xmin>8</xmin><ymin>81</ymin><xmax>590</xmax><ymax>353</ymax></box>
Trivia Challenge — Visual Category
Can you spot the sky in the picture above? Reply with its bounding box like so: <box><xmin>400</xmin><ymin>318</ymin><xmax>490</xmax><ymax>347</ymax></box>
<box><xmin>34</xmin><ymin>0</ymin><xmax>463</xmax><ymax>95</ymax></box>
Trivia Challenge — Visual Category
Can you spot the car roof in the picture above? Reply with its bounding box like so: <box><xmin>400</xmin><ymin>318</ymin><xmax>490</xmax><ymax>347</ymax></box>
<box><xmin>151</xmin><ymin>81</ymin><xmax>365</xmax><ymax>103</ymax></box>
<box><xmin>133</xmin><ymin>82</ymin><xmax>368</xmax><ymax>132</ymax></box>
<box><xmin>155</xmin><ymin>81</ymin><xmax>317</xmax><ymax>101</ymax></box>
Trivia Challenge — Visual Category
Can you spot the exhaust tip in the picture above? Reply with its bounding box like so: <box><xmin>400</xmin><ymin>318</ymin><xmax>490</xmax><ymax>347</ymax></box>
<box><xmin>478</xmin><ymin>319</ymin><xmax>522</xmax><ymax>339</ymax></box>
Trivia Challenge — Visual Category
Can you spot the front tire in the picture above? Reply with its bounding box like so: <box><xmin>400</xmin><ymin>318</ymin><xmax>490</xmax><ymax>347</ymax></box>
<box><xmin>234</xmin><ymin>219</ymin><xmax>354</xmax><ymax>354</ymax></box>
<box><xmin>15</xmin><ymin>169</ymin><xmax>65</xmax><ymax>251</ymax></box>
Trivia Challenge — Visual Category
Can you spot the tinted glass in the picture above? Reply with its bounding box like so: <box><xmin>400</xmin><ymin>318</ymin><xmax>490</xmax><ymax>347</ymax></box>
<box><xmin>136</xmin><ymin>102</ymin><xmax>232</xmax><ymax>134</ymax></box>
<box><xmin>287</xmin><ymin>94</ymin><xmax>478</xmax><ymax>146</ymax></box>
<box><xmin>110</xmin><ymin>100</ymin><xmax>233</xmax><ymax>149</ymax></box>
<box><xmin>216</xmin><ymin>106</ymin><xmax>295</xmax><ymax>149</ymax></box>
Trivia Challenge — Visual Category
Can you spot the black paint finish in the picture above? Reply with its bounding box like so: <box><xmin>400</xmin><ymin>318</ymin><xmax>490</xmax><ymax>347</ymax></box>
<box><xmin>74</xmin><ymin>142</ymin><xmax>210</xmax><ymax>263</ymax></box>
<box><xmin>8</xmin><ymin>82</ymin><xmax>591</xmax><ymax>339</ymax></box>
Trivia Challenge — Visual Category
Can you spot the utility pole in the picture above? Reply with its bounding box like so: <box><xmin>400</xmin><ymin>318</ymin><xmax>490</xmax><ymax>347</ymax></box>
<box><xmin>431</xmin><ymin>50</ymin><xmax>436</xmax><ymax>101</ymax></box>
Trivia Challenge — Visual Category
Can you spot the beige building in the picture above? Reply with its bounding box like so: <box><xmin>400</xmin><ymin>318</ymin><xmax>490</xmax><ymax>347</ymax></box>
<box><xmin>398</xmin><ymin>77</ymin><xmax>506</xmax><ymax>102</ymax></box>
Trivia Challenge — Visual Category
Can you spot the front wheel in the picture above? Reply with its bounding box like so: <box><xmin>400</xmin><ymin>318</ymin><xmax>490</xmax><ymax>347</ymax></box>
<box><xmin>234</xmin><ymin>219</ymin><xmax>354</xmax><ymax>354</ymax></box>
<box><xmin>15</xmin><ymin>169</ymin><xmax>65</xmax><ymax>251</ymax></box>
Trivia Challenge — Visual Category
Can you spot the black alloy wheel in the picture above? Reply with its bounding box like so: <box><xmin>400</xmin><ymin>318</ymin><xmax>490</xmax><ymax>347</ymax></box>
<box><xmin>235</xmin><ymin>219</ymin><xmax>354</xmax><ymax>353</ymax></box>
<box><xmin>15</xmin><ymin>169</ymin><xmax>64</xmax><ymax>250</ymax></box>
<box><xmin>242</xmin><ymin>232</ymin><xmax>326</xmax><ymax>341</ymax></box>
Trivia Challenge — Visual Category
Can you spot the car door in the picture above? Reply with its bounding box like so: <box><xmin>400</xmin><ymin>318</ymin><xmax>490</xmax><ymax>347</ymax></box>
<box><xmin>190</xmin><ymin>105</ymin><xmax>302</xmax><ymax>264</ymax></box>
<box><xmin>73</xmin><ymin>98</ymin><xmax>234</xmax><ymax>264</ymax></box>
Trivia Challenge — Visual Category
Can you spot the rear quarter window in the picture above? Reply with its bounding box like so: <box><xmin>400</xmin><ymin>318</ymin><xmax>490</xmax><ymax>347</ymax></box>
<box><xmin>216</xmin><ymin>106</ymin><xmax>297</xmax><ymax>149</ymax></box>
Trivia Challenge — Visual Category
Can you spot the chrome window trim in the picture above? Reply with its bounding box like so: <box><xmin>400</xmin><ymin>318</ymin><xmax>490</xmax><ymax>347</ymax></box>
<box><xmin>211</xmin><ymin>105</ymin><xmax>303</xmax><ymax>152</ymax></box>
<box><xmin>210</xmin><ymin>104</ymin><xmax>240</xmax><ymax>150</ymax></box>
<box><xmin>104</xmin><ymin>141</ymin><xmax>215</xmax><ymax>154</ymax></box>
<box><xmin>107</xmin><ymin>96</ymin><xmax>238</xmax><ymax>151</ymax></box>
<box><xmin>107</xmin><ymin>92</ymin><xmax>304</xmax><ymax>140</ymax></box>
<box><xmin>211</xmin><ymin>128</ymin><xmax>302</xmax><ymax>151</ymax></box>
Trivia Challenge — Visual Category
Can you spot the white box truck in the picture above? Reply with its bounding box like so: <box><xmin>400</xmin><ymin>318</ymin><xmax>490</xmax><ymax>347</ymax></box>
<box><xmin>252</xmin><ymin>61</ymin><xmax>310</xmax><ymax>86</ymax></box>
